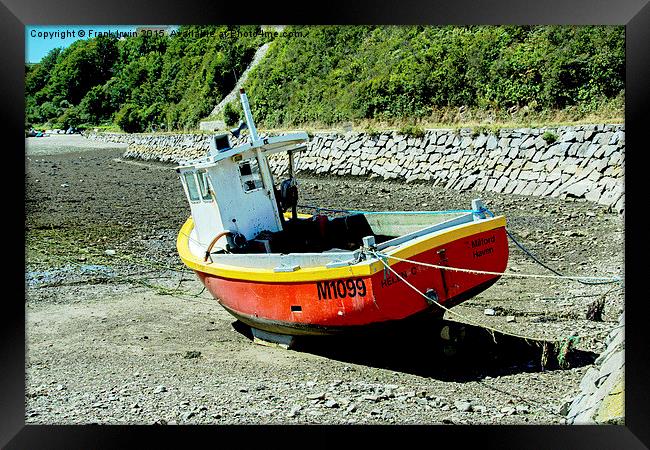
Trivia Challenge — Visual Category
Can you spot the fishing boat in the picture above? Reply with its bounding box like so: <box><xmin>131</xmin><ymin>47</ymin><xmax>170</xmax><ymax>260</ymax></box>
<box><xmin>176</xmin><ymin>89</ymin><xmax>508</xmax><ymax>347</ymax></box>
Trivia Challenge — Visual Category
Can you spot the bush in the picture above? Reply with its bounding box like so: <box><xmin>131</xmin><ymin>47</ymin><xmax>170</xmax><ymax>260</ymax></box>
<box><xmin>56</xmin><ymin>105</ymin><xmax>82</xmax><ymax>129</ymax></box>
<box><xmin>223</xmin><ymin>101</ymin><xmax>241</xmax><ymax>127</ymax></box>
<box><xmin>115</xmin><ymin>103</ymin><xmax>145</xmax><ymax>133</ymax></box>
<box><xmin>77</xmin><ymin>85</ymin><xmax>112</xmax><ymax>124</ymax></box>
<box><xmin>245</xmin><ymin>25</ymin><xmax>625</xmax><ymax>127</ymax></box>
<box><xmin>472</xmin><ymin>125</ymin><xmax>489</xmax><ymax>138</ymax></box>
<box><xmin>542</xmin><ymin>130</ymin><xmax>558</xmax><ymax>143</ymax></box>
<box><xmin>398</xmin><ymin>124</ymin><xmax>425</xmax><ymax>138</ymax></box>
<box><xmin>25</xmin><ymin>25</ymin><xmax>265</xmax><ymax>131</ymax></box>
<box><xmin>25</xmin><ymin>25</ymin><xmax>625</xmax><ymax>131</ymax></box>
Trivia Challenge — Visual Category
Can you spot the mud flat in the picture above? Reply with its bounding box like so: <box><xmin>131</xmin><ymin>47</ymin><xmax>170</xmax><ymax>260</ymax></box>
<box><xmin>25</xmin><ymin>144</ymin><xmax>624</xmax><ymax>425</ymax></box>
<box><xmin>25</xmin><ymin>134</ymin><xmax>127</xmax><ymax>156</ymax></box>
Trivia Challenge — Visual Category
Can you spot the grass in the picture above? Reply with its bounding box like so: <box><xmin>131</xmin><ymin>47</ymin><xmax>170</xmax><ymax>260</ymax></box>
<box><xmin>29</xmin><ymin>122</ymin><xmax>123</xmax><ymax>133</ymax></box>
<box><xmin>398</xmin><ymin>124</ymin><xmax>425</xmax><ymax>138</ymax></box>
<box><xmin>87</xmin><ymin>106</ymin><xmax>625</xmax><ymax>138</ymax></box>
<box><xmin>223</xmin><ymin>96</ymin><xmax>625</xmax><ymax>135</ymax></box>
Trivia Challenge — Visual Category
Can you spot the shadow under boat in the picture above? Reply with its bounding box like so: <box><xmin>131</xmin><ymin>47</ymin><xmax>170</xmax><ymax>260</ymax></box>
<box><xmin>231</xmin><ymin>315</ymin><xmax>597</xmax><ymax>382</ymax></box>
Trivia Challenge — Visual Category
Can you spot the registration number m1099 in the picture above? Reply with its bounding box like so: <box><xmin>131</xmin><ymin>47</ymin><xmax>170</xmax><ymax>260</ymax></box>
<box><xmin>316</xmin><ymin>278</ymin><xmax>367</xmax><ymax>300</ymax></box>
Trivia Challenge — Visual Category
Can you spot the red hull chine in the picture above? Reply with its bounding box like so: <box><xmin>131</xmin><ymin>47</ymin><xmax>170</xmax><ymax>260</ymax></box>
<box><xmin>196</xmin><ymin>226</ymin><xmax>508</xmax><ymax>336</ymax></box>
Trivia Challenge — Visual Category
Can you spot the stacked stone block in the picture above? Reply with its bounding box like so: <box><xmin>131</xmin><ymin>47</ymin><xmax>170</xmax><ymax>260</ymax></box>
<box><xmin>86</xmin><ymin>123</ymin><xmax>624</xmax><ymax>213</ymax></box>
<box><xmin>566</xmin><ymin>313</ymin><xmax>625</xmax><ymax>425</ymax></box>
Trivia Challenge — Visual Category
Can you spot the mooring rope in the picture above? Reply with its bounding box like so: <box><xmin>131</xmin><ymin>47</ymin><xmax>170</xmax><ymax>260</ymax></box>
<box><xmin>178</xmin><ymin>228</ymin><xmax>208</xmax><ymax>249</ymax></box>
<box><xmin>372</xmin><ymin>251</ymin><xmax>622</xmax><ymax>284</ymax></box>
<box><xmin>477</xmin><ymin>206</ymin><xmax>623</xmax><ymax>286</ymax></box>
<box><xmin>505</xmin><ymin>228</ymin><xmax>621</xmax><ymax>286</ymax></box>
<box><xmin>28</xmin><ymin>244</ymin><xmax>210</xmax><ymax>300</ymax></box>
<box><xmin>97</xmin><ymin>251</ymin><xmax>211</xmax><ymax>298</ymax></box>
<box><xmin>369</xmin><ymin>249</ymin><xmax>622</xmax><ymax>350</ymax></box>
<box><xmin>297</xmin><ymin>204</ymin><xmax>623</xmax><ymax>285</ymax></box>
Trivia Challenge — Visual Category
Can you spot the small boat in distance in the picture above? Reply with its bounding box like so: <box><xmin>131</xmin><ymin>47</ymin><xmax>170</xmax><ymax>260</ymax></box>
<box><xmin>176</xmin><ymin>89</ymin><xmax>508</xmax><ymax>348</ymax></box>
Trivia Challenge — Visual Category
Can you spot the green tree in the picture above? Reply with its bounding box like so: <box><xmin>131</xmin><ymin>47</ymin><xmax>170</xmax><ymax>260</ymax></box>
<box><xmin>115</xmin><ymin>103</ymin><xmax>145</xmax><ymax>132</ymax></box>
<box><xmin>43</xmin><ymin>36</ymin><xmax>118</xmax><ymax>105</ymax></box>
<box><xmin>77</xmin><ymin>85</ymin><xmax>112</xmax><ymax>124</ymax></box>
<box><xmin>25</xmin><ymin>25</ymin><xmax>624</xmax><ymax>131</ymax></box>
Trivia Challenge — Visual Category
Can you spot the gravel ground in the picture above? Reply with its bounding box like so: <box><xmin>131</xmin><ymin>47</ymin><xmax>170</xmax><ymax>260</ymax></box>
<box><xmin>25</xmin><ymin>136</ymin><xmax>624</xmax><ymax>425</ymax></box>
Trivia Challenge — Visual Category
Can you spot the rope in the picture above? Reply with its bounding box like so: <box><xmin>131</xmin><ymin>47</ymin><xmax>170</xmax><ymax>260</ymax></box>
<box><xmin>478</xmin><ymin>206</ymin><xmax>623</xmax><ymax>286</ymax></box>
<box><xmin>298</xmin><ymin>204</ymin><xmax>622</xmax><ymax>284</ymax></box>
<box><xmin>373</xmin><ymin>252</ymin><xmax>622</xmax><ymax>284</ymax></box>
<box><xmin>178</xmin><ymin>228</ymin><xmax>207</xmax><ymax>249</ymax></box>
<box><xmin>29</xmin><ymin>263</ymin><xmax>209</xmax><ymax>300</ymax></box>
<box><xmin>506</xmin><ymin>228</ymin><xmax>621</xmax><ymax>286</ymax></box>
<box><xmin>370</xmin><ymin>250</ymin><xmax>620</xmax><ymax>352</ymax></box>
<box><xmin>27</xmin><ymin>238</ymin><xmax>213</xmax><ymax>301</ymax></box>
<box><xmin>111</xmin><ymin>252</ymin><xmax>186</xmax><ymax>273</ymax></box>
<box><xmin>131</xmin><ymin>277</ymin><xmax>207</xmax><ymax>299</ymax></box>
<box><xmin>96</xmin><ymin>251</ymin><xmax>210</xmax><ymax>298</ymax></box>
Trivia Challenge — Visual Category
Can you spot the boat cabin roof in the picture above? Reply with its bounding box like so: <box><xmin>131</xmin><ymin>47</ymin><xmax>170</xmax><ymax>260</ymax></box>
<box><xmin>177</xmin><ymin>132</ymin><xmax>309</xmax><ymax>170</ymax></box>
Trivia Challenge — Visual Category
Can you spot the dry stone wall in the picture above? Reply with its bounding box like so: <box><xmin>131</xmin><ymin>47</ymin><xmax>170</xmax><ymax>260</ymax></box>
<box><xmin>566</xmin><ymin>313</ymin><xmax>624</xmax><ymax>424</ymax></box>
<box><xmin>86</xmin><ymin>124</ymin><xmax>624</xmax><ymax>213</ymax></box>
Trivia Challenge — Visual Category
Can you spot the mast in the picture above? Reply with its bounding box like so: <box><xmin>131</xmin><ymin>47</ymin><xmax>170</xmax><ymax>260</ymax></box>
<box><xmin>239</xmin><ymin>88</ymin><xmax>260</xmax><ymax>145</ymax></box>
<box><xmin>238</xmin><ymin>89</ymin><xmax>285</xmax><ymax>229</ymax></box>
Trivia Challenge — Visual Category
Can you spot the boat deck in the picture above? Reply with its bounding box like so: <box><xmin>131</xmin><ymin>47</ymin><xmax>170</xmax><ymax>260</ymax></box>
<box><xmin>186</xmin><ymin>210</ymin><xmax>494</xmax><ymax>272</ymax></box>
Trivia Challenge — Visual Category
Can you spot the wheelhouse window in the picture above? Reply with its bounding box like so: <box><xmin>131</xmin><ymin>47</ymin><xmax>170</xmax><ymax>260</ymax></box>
<box><xmin>238</xmin><ymin>158</ymin><xmax>264</xmax><ymax>192</ymax></box>
<box><xmin>183</xmin><ymin>172</ymin><xmax>200</xmax><ymax>202</ymax></box>
<box><xmin>198</xmin><ymin>171</ymin><xmax>212</xmax><ymax>201</ymax></box>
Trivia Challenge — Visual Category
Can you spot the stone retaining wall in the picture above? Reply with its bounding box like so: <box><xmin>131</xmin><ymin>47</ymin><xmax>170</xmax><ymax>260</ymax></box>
<box><xmin>566</xmin><ymin>313</ymin><xmax>625</xmax><ymax>424</ymax></box>
<box><xmin>86</xmin><ymin>123</ymin><xmax>625</xmax><ymax>213</ymax></box>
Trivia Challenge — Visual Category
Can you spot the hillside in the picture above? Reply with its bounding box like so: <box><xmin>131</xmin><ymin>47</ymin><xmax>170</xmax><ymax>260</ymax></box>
<box><xmin>242</xmin><ymin>25</ymin><xmax>624</xmax><ymax>129</ymax></box>
<box><xmin>25</xmin><ymin>25</ymin><xmax>624</xmax><ymax>133</ymax></box>
<box><xmin>26</xmin><ymin>25</ymin><xmax>269</xmax><ymax>132</ymax></box>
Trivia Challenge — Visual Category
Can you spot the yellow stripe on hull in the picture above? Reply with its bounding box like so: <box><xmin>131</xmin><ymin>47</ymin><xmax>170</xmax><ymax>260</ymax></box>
<box><xmin>176</xmin><ymin>215</ymin><xmax>507</xmax><ymax>283</ymax></box>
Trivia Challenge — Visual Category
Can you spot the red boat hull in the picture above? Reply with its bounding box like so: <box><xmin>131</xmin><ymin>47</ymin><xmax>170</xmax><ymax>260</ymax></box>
<box><xmin>195</xmin><ymin>226</ymin><xmax>508</xmax><ymax>336</ymax></box>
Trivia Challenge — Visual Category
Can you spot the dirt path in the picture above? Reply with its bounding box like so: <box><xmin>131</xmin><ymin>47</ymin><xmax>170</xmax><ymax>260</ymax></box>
<box><xmin>208</xmin><ymin>42</ymin><xmax>272</xmax><ymax>118</ymax></box>
<box><xmin>25</xmin><ymin>142</ymin><xmax>624</xmax><ymax>424</ymax></box>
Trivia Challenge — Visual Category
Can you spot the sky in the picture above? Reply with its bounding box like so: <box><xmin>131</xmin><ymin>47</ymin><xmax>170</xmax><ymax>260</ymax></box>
<box><xmin>25</xmin><ymin>25</ymin><xmax>176</xmax><ymax>63</ymax></box>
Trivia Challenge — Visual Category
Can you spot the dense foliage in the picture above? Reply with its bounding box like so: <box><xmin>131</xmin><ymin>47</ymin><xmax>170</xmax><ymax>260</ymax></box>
<box><xmin>26</xmin><ymin>25</ymin><xmax>267</xmax><ymax>132</ymax></box>
<box><xmin>26</xmin><ymin>25</ymin><xmax>624</xmax><ymax>132</ymax></box>
<box><xmin>245</xmin><ymin>25</ymin><xmax>624</xmax><ymax>127</ymax></box>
